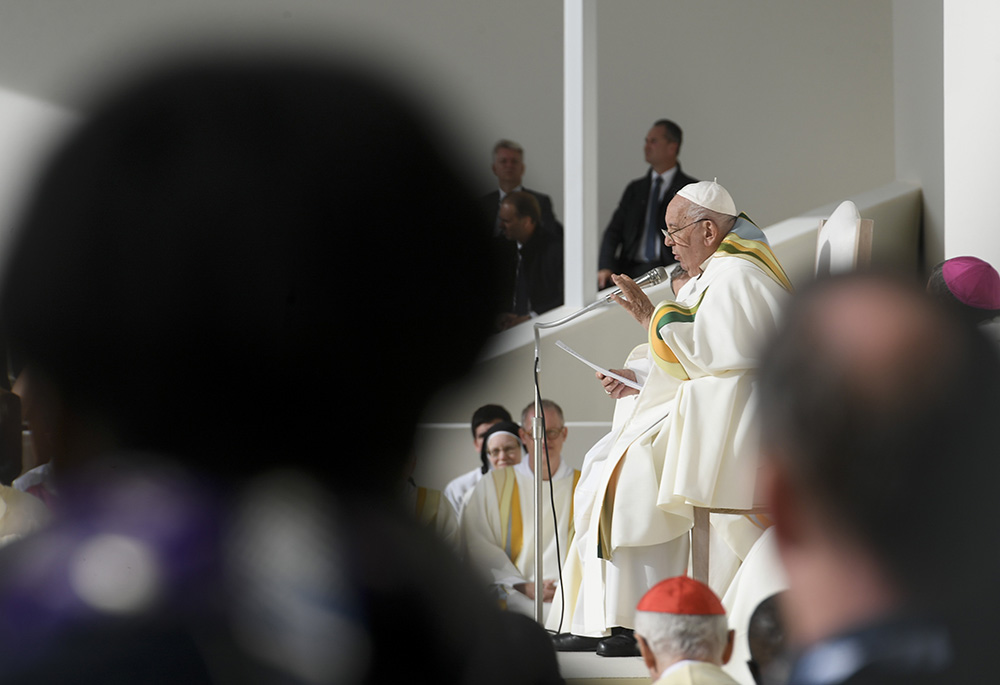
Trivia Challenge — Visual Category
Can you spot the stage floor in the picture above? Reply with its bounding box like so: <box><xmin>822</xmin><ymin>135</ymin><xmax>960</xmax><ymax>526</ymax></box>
<box><xmin>557</xmin><ymin>651</ymin><xmax>649</xmax><ymax>685</ymax></box>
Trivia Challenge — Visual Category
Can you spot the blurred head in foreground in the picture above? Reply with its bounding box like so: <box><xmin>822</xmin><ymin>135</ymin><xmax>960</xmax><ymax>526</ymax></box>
<box><xmin>0</xmin><ymin>50</ymin><xmax>494</xmax><ymax>494</ymax></box>
<box><xmin>757</xmin><ymin>273</ymin><xmax>1000</xmax><ymax>648</ymax></box>
<box><xmin>0</xmin><ymin>52</ymin><xmax>562</xmax><ymax>685</ymax></box>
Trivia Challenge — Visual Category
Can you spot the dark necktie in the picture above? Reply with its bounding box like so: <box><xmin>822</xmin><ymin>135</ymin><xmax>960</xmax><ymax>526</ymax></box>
<box><xmin>644</xmin><ymin>175</ymin><xmax>663</xmax><ymax>262</ymax></box>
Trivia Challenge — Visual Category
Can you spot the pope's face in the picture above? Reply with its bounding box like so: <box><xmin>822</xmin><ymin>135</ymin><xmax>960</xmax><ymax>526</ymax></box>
<box><xmin>663</xmin><ymin>197</ymin><xmax>710</xmax><ymax>275</ymax></box>
<box><xmin>486</xmin><ymin>432</ymin><xmax>522</xmax><ymax>469</ymax></box>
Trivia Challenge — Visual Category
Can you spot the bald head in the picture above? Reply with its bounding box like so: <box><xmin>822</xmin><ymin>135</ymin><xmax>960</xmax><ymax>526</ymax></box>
<box><xmin>758</xmin><ymin>273</ymin><xmax>1000</xmax><ymax>604</ymax></box>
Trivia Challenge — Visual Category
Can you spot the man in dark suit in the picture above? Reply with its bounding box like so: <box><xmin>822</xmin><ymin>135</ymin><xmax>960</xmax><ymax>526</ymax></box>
<box><xmin>495</xmin><ymin>191</ymin><xmax>563</xmax><ymax>330</ymax></box>
<box><xmin>479</xmin><ymin>139</ymin><xmax>562</xmax><ymax>237</ymax></box>
<box><xmin>597</xmin><ymin>120</ymin><xmax>697</xmax><ymax>289</ymax></box>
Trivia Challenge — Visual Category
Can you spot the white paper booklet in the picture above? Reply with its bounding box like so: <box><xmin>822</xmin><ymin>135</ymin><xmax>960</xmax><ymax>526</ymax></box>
<box><xmin>555</xmin><ymin>340</ymin><xmax>643</xmax><ymax>390</ymax></box>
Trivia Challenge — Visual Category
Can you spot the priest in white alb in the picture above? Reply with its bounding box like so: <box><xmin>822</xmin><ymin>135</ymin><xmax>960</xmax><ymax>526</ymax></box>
<box><xmin>549</xmin><ymin>181</ymin><xmax>791</xmax><ymax>656</ymax></box>
<box><xmin>461</xmin><ymin>402</ymin><xmax>580</xmax><ymax>621</ymax></box>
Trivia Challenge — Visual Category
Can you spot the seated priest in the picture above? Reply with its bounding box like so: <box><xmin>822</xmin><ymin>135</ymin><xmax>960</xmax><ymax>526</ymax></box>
<box><xmin>550</xmin><ymin>181</ymin><xmax>792</xmax><ymax>656</ymax></box>
<box><xmin>462</xmin><ymin>400</ymin><xmax>580</xmax><ymax>621</ymax></box>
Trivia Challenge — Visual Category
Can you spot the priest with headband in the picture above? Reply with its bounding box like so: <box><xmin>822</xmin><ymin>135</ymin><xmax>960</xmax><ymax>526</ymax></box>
<box><xmin>550</xmin><ymin>180</ymin><xmax>792</xmax><ymax>657</ymax></box>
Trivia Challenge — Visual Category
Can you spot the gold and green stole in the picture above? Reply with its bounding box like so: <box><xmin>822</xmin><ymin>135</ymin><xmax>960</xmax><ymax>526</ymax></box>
<box><xmin>648</xmin><ymin>214</ymin><xmax>792</xmax><ymax>380</ymax></box>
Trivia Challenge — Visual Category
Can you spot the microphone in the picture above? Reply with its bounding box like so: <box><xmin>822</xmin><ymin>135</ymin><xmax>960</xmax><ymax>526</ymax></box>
<box><xmin>603</xmin><ymin>266</ymin><xmax>670</xmax><ymax>302</ymax></box>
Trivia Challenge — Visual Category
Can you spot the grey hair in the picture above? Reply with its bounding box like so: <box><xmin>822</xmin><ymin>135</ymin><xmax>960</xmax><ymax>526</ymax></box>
<box><xmin>687</xmin><ymin>207</ymin><xmax>737</xmax><ymax>234</ymax></box>
<box><xmin>492</xmin><ymin>138</ymin><xmax>524</xmax><ymax>160</ymax></box>
<box><xmin>520</xmin><ymin>398</ymin><xmax>564</xmax><ymax>427</ymax></box>
<box><xmin>634</xmin><ymin>611</ymin><xmax>729</xmax><ymax>663</ymax></box>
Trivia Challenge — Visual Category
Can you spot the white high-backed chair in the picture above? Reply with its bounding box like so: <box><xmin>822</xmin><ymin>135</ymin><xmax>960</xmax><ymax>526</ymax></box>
<box><xmin>690</xmin><ymin>201</ymin><xmax>874</xmax><ymax>585</ymax></box>
<box><xmin>815</xmin><ymin>199</ymin><xmax>874</xmax><ymax>276</ymax></box>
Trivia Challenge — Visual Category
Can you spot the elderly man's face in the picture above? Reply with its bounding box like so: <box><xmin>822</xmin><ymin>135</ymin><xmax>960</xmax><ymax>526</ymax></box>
<box><xmin>663</xmin><ymin>197</ymin><xmax>713</xmax><ymax>275</ymax></box>
<box><xmin>519</xmin><ymin>406</ymin><xmax>567</xmax><ymax>479</ymax></box>
<box><xmin>492</xmin><ymin>148</ymin><xmax>524</xmax><ymax>186</ymax></box>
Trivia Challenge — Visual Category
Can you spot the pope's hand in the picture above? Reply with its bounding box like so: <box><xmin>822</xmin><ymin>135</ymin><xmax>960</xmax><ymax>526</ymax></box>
<box><xmin>609</xmin><ymin>273</ymin><xmax>654</xmax><ymax>330</ymax></box>
<box><xmin>597</xmin><ymin>368</ymin><xmax>639</xmax><ymax>399</ymax></box>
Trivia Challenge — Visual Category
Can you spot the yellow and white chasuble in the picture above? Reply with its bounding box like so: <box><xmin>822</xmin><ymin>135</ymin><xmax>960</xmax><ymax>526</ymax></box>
<box><xmin>548</xmin><ymin>217</ymin><xmax>791</xmax><ymax>637</ymax></box>
<box><xmin>461</xmin><ymin>459</ymin><xmax>580</xmax><ymax>619</ymax></box>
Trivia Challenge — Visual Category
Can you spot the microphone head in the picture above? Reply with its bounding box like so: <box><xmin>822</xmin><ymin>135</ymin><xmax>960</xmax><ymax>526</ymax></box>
<box><xmin>645</xmin><ymin>266</ymin><xmax>669</xmax><ymax>286</ymax></box>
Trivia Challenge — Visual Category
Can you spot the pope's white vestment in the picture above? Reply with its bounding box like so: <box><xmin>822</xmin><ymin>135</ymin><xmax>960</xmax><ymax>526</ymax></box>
<box><xmin>461</xmin><ymin>459</ymin><xmax>579</xmax><ymax>618</ymax></box>
<box><xmin>548</xmin><ymin>217</ymin><xmax>791</xmax><ymax>637</ymax></box>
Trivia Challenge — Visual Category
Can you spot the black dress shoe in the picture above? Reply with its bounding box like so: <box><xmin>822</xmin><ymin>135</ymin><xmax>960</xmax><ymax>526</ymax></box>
<box><xmin>551</xmin><ymin>633</ymin><xmax>603</xmax><ymax>652</ymax></box>
<box><xmin>596</xmin><ymin>631</ymin><xmax>640</xmax><ymax>657</ymax></box>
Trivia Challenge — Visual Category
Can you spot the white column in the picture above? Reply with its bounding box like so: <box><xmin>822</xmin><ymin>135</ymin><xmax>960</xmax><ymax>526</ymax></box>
<box><xmin>943</xmin><ymin>1</ymin><xmax>1000</xmax><ymax>267</ymax></box>
<box><xmin>563</xmin><ymin>0</ymin><xmax>599</xmax><ymax>309</ymax></box>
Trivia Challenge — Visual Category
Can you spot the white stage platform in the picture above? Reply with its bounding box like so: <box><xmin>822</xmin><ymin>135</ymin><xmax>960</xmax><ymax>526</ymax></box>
<box><xmin>558</xmin><ymin>651</ymin><xmax>649</xmax><ymax>685</ymax></box>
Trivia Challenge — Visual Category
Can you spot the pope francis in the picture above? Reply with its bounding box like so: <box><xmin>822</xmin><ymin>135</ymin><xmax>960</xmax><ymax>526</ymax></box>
<box><xmin>550</xmin><ymin>181</ymin><xmax>791</xmax><ymax>656</ymax></box>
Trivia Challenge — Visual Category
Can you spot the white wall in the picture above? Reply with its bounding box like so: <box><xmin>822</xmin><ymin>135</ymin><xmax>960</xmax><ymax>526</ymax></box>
<box><xmin>0</xmin><ymin>89</ymin><xmax>75</xmax><ymax>261</ymax></box>
<box><xmin>0</xmin><ymin>0</ymin><xmax>897</xmax><ymax>264</ymax></box>
<box><xmin>943</xmin><ymin>1</ymin><xmax>1000</xmax><ymax>268</ymax></box>
<box><xmin>0</xmin><ymin>0</ymin><xmax>566</xmax><ymax>223</ymax></box>
<box><xmin>595</xmin><ymin>1</ymin><xmax>896</xmax><ymax>232</ymax></box>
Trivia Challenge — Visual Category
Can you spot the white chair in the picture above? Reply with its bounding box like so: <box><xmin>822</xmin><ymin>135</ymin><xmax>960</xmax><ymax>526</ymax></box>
<box><xmin>814</xmin><ymin>200</ymin><xmax>874</xmax><ymax>277</ymax></box>
<box><xmin>690</xmin><ymin>201</ymin><xmax>874</xmax><ymax>584</ymax></box>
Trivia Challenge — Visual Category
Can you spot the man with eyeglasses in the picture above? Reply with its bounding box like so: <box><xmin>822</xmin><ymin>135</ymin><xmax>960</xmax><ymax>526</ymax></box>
<box><xmin>461</xmin><ymin>400</ymin><xmax>580</xmax><ymax>620</ymax></box>
<box><xmin>551</xmin><ymin>181</ymin><xmax>791</xmax><ymax>657</ymax></box>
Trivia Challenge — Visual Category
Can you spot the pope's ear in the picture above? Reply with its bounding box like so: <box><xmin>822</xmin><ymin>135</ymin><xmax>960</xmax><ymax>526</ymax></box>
<box><xmin>704</xmin><ymin>219</ymin><xmax>721</xmax><ymax>244</ymax></box>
